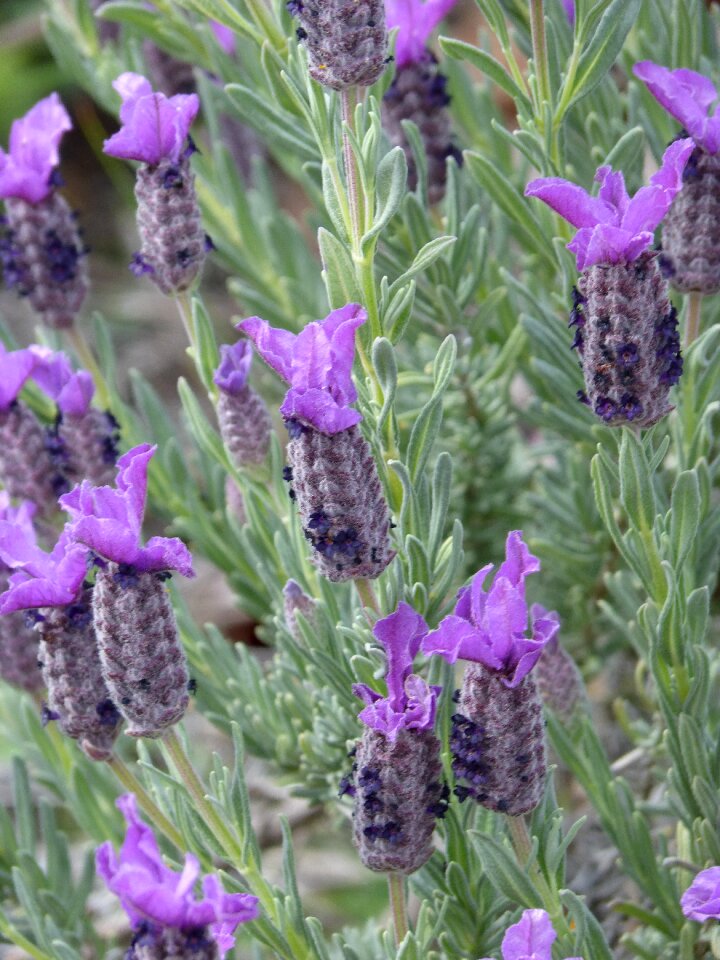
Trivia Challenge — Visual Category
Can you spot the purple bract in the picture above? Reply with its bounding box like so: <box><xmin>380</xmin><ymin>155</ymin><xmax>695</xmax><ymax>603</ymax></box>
<box><xmin>481</xmin><ymin>909</ymin><xmax>582</xmax><ymax>960</ymax></box>
<box><xmin>96</xmin><ymin>794</ymin><xmax>259</xmax><ymax>958</ymax></box>
<box><xmin>681</xmin><ymin>866</ymin><xmax>720</xmax><ymax>922</ymax></box>
<box><xmin>237</xmin><ymin>303</ymin><xmax>367</xmax><ymax>435</ymax></box>
<box><xmin>0</xmin><ymin>93</ymin><xmax>72</xmax><ymax>204</ymax></box>
<box><xmin>0</xmin><ymin>492</ymin><xmax>36</xmax><ymax>532</ymax></box>
<box><xmin>29</xmin><ymin>346</ymin><xmax>94</xmax><ymax>416</ymax></box>
<box><xmin>525</xmin><ymin>138</ymin><xmax>694</xmax><ymax>270</ymax></box>
<box><xmin>352</xmin><ymin>601</ymin><xmax>440</xmax><ymax>740</ymax></box>
<box><xmin>421</xmin><ymin>531</ymin><xmax>559</xmax><ymax>687</ymax></box>
<box><xmin>0</xmin><ymin>522</ymin><xmax>88</xmax><ymax>613</ymax></box>
<box><xmin>103</xmin><ymin>73</ymin><xmax>200</xmax><ymax>165</ymax></box>
<box><xmin>0</xmin><ymin>343</ymin><xmax>38</xmax><ymax>411</ymax></box>
<box><xmin>211</xmin><ymin>20</ymin><xmax>236</xmax><ymax>55</ymax></box>
<box><xmin>213</xmin><ymin>341</ymin><xmax>253</xmax><ymax>395</ymax></box>
<box><xmin>59</xmin><ymin>443</ymin><xmax>195</xmax><ymax>576</ymax></box>
<box><xmin>634</xmin><ymin>62</ymin><xmax>720</xmax><ymax>155</ymax></box>
<box><xmin>385</xmin><ymin>0</ymin><xmax>458</xmax><ymax>67</ymax></box>
<box><xmin>562</xmin><ymin>0</ymin><xmax>575</xmax><ymax>25</ymax></box>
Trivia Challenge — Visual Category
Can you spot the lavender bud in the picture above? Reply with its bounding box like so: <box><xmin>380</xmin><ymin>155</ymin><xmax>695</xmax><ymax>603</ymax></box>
<box><xmin>92</xmin><ymin>564</ymin><xmax>189</xmax><ymax>738</ymax></box>
<box><xmin>36</xmin><ymin>588</ymin><xmax>121</xmax><ymax>761</ymax></box>
<box><xmin>660</xmin><ymin>146</ymin><xmax>720</xmax><ymax>294</ymax></box>
<box><xmin>291</xmin><ymin>0</ymin><xmax>387</xmax><ymax>91</ymax></box>
<box><xmin>534</xmin><ymin>637</ymin><xmax>586</xmax><ymax>722</ymax></box>
<box><xmin>56</xmin><ymin>408</ymin><xmax>120</xmax><ymax>486</ymax></box>
<box><xmin>286</xmin><ymin>423</ymin><xmax>395</xmax><ymax>582</ymax></box>
<box><xmin>350</xmin><ymin>726</ymin><xmax>445</xmax><ymax>873</ymax></box>
<box><xmin>452</xmin><ymin>664</ymin><xmax>546</xmax><ymax>816</ymax></box>
<box><xmin>216</xmin><ymin>388</ymin><xmax>272</xmax><ymax>467</ymax></box>
<box><xmin>134</xmin><ymin>151</ymin><xmax>206</xmax><ymax>296</ymax></box>
<box><xmin>1</xmin><ymin>192</ymin><xmax>88</xmax><ymax>329</ymax></box>
<box><xmin>574</xmin><ymin>251</ymin><xmax>681</xmax><ymax>427</ymax></box>
<box><xmin>282</xmin><ymin>579</ymin><xmax>316</xmax><ymax>640</ymax></box>
<box><xmin>383</xmin><ymin>54</ymin><xmax>458</xmax><ymax>204</ymax></box>
<box><xmin>0</xmin><ymin>571</ymin><xmax>42</xmax><ymax>692</ymax></box>
<box><xmin>0</xmin><ymin>402</ymin><xmax>66</xmax><ymax>512</ymax></box>
<box><xmin>127</xmin><ymin>922</ymin><xmax>218</xmax><ymax>960</ymax></box>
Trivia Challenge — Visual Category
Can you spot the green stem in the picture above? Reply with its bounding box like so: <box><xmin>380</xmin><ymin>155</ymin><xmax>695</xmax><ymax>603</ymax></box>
<box><xmin>106</xmin><ymin>754</ymin><xmax>185</xmax><ymax>850</ymax></box>
<box><xmin>65</xmin><ymin>326</ymin><xmax>111</xmax><ymax>410</ymax></box>
<box><xmin>388</xmin><ymin>873</ymin><xmax>409</xmax><ymax>946</ymax></box>
<box><xmin>174</xmin><ymin>291</ymin><xmax>196</xmax><ymax>352</ymax></box>
<box><xmin>685</xmin><ymin>290</ymin><xmax>703</xmax><ymax>349</ymax></box>
<box><xmin>529</xmin><ymin>0</ymin><xmax>551</xmax><ymax>109</ymax></box>
<box><xmin>0</xmin><ymin>918</ymin><xmax>53</xmax><ymax>960</ymax></box>
<box><xmin>355</xmin><ymin>577</ymin><xmax>381</xmax><ymax>616</ymax></box>
<box><xmin>341</xmin><ymin>88</ymin><xmax>361</xmax><ymax>252</ymax></box>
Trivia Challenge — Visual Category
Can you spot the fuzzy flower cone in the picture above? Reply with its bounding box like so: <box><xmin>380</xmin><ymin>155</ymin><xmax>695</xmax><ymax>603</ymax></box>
<box><xmin>289</xmin><ymin>0</ymin><xmax>387</xmax><ymax>90</ymax></box>
<box><xmin>31</xmin><ymin>347</ymin><xmax>120</xmax><ymax>486</ymax></box>
<box><xmin>0</xmin><ymin>497</ymin><xmax>42</xmax><ymax>693</ymax></box>
<box><xmin>532</xmin><ymin>605</ymin><xmax>586</xmax><ymax>722</ymax></box>
<box><xmin>526</xmin><ymin>139</ymin><xmax>693</xmax><ymax>426</ymax></box>
<box><xmin>97</xmin><ymin>794</ymin><xmax>259</xmax><ymax>959</ymax></box>
<box><xmin>238</xmin><ymin>305</ymin><xmax>395</xmax><ymax>582</ymax></box>
<box><xmin>634</xmin><ymin>62</ymin><xmax>720</xmax><ymax>294</ymax></box>
<box><xmin>60</xmin><ymin>444</ymin><xmax>195</xmax><ymax>738</ymax></box>
<box><xmin>383</xmin><ymin>0</ymin><xmax>459</xmax><ymax>204</ymax></box>
<box><xmin>104</xmin><ymin>73</ymin><xmax>205</xmax><ymax>295</ymax></box>
<box><xmin>0</xmin><ymin>94</ymin><xmax>88</xmax><ymax>328</ymax></box>
<box><xmin>345</xmin><ymin>603</ymin><xmax>446</xmax><ymax>873</ymax></box>
<box><xmin>0</xmin><ymin>344</ymin><xmax>66</xmax><ymax>513</ymax></box>
<box><xmin>213</xmin><ymin>342</ymin><xmax>272</xmax><ymax>467</ymax></box>
<box><xmin>423</xmin><ymin>532</ymin><xmax>558</xmax><ymax>816</ymax></box>
<box><xmin>481</xmin><ymin>909</ymin><xmax>582</xmax><ymax>960</ymax></box>
<box><xmin>0</xmin><ymin>517</ymin><xmax>121</xmax><ymax>760</ymax></box>
<box><xmin>282</xmin><ymin>579</ymin><xmax>317</xmax><ymax>641</ymax></box>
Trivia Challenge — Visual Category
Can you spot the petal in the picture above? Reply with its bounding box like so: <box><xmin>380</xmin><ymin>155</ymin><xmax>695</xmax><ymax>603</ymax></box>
<box><xmin>104</xmin><ymin>77</ymin><xmax>199</xmax><ymax>164</ymax></box>
<box><xmin>422</xmin><ymin>615</ymin><xmax>481</xmax><ymax>663</ymax></box>
<box><xmin>496</xmin><ymin>531</ymin><xmax>540</xmax><ymax>586</ymax></box>
<box><xmin>138</xmin><ymin>536</ymin><xmax>195</xmax><ymax>577</ymax></box>
<box><xmin>0</xmin><ymin>347</ymin><xmax>38</xmax><ymax>410</ymax></box>
<box><xmin>1</xmin><ymin>93</ymin><xmax>71</xmax><ymax>202</ymax></box>
<box><xmin>484</xmin><ymin>577</ymin><xmax>528</xmax><ymax>666</ymax></box>
<box><xmin>56</xmin><ymin>372</ymin><xmax>95</xmax><ymax>416</ymax></box>
<box><xmin>280</xmin><ymin>387</ymin><xmax>362</xmax><ymax>434</ymax></box>
<box><xmin>502</xmin><ymin>909</ymin><xmax>556</xmax><ymax>960</ymax></box>
<box><xmin>633</xmin><ymin>62</ymin><xmax>717</xmax><ymax>143</ymax></box>
<box><xmin>622</xmin><ymin>138</ymin><xmax>694</xmax><ymax>236</ymax></box>
<box><xmin>236</xmin><ymin>316</ymin><xmax>295</xmax><ymax>382</ymax></box>
<box><xmin>323</xmin><ymin>304</ymin><xmax>366</xmax><ymax>404</ymax></box>
<box><xmin>213</xmin><ymin>341</ymin><xmax>252</xmax><ymax>395</ymax></box>
<box><xmin>524</xmin><ymin>178</ymin><xmax>615</xmax><ymax>228</ymax></box>
<box><xmin>386</xmin><ymin>0</ymin><xmax>458</xmax><ymax>67</ymax></box>
<box><xmin>291</xmin><ymin>322</ymin><xmax>334</xmax><ymax>393</ymax></box>
<box><xmin>467</xmin><ymin>562</ymin><xmax>494</xmax><ymax>626</ymax></box>
<box><xmin>352</xmin><ymin>682</ymin><xmax>382</xmax><ymax>706</ymax></box>
<box><xmin>116</xmin><ymin>444</ymin><xmax>155</xmax><ymax>533</ymax></box>
<box><xmin>372</xmin><ymin>602</ymin><xmax>428</xmax><ymax>708</ymax></box>
<box><xmin>595</xmin><ymin>166</ymin><xmax>629</xmax><ymax>219</ymax></box>
<box><xmin>681</xmin><ymin>866</ymin><xmax>720</xmax><ymax>921</ymax></box>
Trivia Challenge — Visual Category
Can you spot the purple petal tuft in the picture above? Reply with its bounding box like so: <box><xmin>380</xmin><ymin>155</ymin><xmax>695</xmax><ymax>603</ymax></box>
<box><xmin>0</xmin><ymin>93</ymin><xmax>72</xmax><ymax>203</ymax></box>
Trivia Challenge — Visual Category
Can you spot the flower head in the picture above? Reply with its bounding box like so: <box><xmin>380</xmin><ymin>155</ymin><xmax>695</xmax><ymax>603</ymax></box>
<box><xmin>634</xmin><ymin>62</ymin><xmax>720</xmax><ymax>155</ymax></box>
<box><xmin>681</xmin><ymin>866</ymin><xmax>720</xmax><ymax>922</ymax></box>
<box><xmin>96</xmin><ymin>794</ymin><xmax>259</xmax><ymax>957</ymax></box>
<box><xmin>59</xmin><ymin>443</ymin><xmax>194</xmax><ymax>576</ymax></box>
<box><xmin>0</xmin><ymin>343</ymin><xmax>38</xmax><ymax>411</ymax></box>
<box><xmin>0</xmin><ymin>93</ymin><xmax>72</xmax><ymax>203</ymax></box>
<box><xmin>103</xmin><ymin>73</ymin><xmax>199</xmax><ymax>165</ymax></box>
<box><xmin>385</xmin><ymin>0</ymin><xmax>457</xmax><ymax>67</ymax></box>
<box><xmin>0</xmin><ymin>493</ymin><xmax>36</xmax><ymax>531</ymax></box>
<box><xmin>237</xmin><ymin>303</ymin><xmax>366</xmax><ymax>434</ymax></box>
<box><xmin>353</xmin><ymin>602</ymin><xmax>440</xmax><ymax>740</ymax></box>
<box><xmin>29</xmin><ymin>346</ymin><xmax>94</xmax><ymax>416</ymax></box>
<box><xmin>213</xmin><ymin>341</ymin><xmax>253</xmax><ymax>395</ymax></box>
<box><xmin>525</xmin><ymin>139</ymin><xmax>694</xmax><ymax>270</ymax></box>
<box><xmin>481</xmin><ymin>909</ymin><xmax>582</xmax><ymax>960</ymax></box>
<box><xmin>0</xmin><ymin>521</ymin><xmax>88</xmax><ymax>613</ymax></box>
<box><xmin>421</xmin><ymin>531</ymin><xmax>559</xmax><ymax>687</ymax></box>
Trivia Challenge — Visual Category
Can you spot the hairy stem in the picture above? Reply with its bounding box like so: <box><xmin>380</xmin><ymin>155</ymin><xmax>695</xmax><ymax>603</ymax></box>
<box><xmin>341</xmin><ymin>88</ymin><xmax>360</xmax><ymax>251</ymax></box>
<box><xmin>388</xmin><ymin>872</ymin><xmax>409</xmax><ymax>945</ymax></box>
<box><xmin>355</xmin><ymin>577</ymin><xmax>381</xmax><ymax>616</ymax></box>
<box><xmin>106</xmin><ymin>753</ymin><xmax>185</xmax><ymax>850</ymax></box>
<box><xmin>529</xmin><ymin>0</ymin><xmax>552</xmax><ymax>109</ymax></box>
<box><xmin>65</xmin><ymin>326</ymin><xmax>111</xmax><ymax>410</ymax></box>
<box><xmin>685</xmin><ymin>290</ymin><xmax>703</xmax><ymax>349</ymax></box>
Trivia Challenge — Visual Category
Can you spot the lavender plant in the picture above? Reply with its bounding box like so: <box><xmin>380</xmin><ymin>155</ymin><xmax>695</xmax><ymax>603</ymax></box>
<box><xmin>0</xmin><ymin>0</ymin><xmax>720</xmax><ymax>959</ymax></box>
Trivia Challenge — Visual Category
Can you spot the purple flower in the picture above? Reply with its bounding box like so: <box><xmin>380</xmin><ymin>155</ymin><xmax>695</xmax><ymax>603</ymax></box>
<box><xmin>634</xmin><ymin>62</ymin><xmax>720</xmax><ymax>155</ymax></box>
<box><xmin>0</xmin><ymin>522</ymin><xmax>88</xmax><ymax>613</ymax></box>
<box><xmin>525</xmin><ymin>139</ymin><xmax>694</xmax><ymax>270</ymax></box>
<box><xmin>0</xmin><ymin>93</ymin><xmax>72</xmax><ymax>203</ymax></box>
<box><xmin>96</xmin><ymin>794</ymin><xmax>259</xmax><ymax>958</ymax></box>
<box><xmin>0</xmin><ymin>343</ymin><xmax>38</xmax><ymax>411</ymax></box>
<box><xmin>385</xmin><ymin>0</ymin><xmax>458</xmax><ymax>67</ymax></box>
<box><xmin>59</xmin><ymin>443</ymin><xmax>195</xmax><ymax>577</ymax></box>
<box><xmin>103</xmin><ymin>73</ymin><xmax>200</xmax><ymax>165</ymax></box>
<box><xmin>352</xmin><ymin>602</ymin><xmax>440</xmax><ymax>739</ymax></box>
<box><xmin>421</xmin><ymin>531</ymin><xmax>559</xmax><ymax>687</ymax></box>
<box><xmin>481</xmin><ymin>909</ymin><xmax>582</xmax><ymax>960</ymax></box>
<box><xmin>681</xmin><ymin>867</ymin><xmax>720</xmax><ymax>922</ymax></box>
<box><xmin>0</xmin><ymin>492</ymin><xmax>36</xmax><ymax>531</ymax></box>
<box><xmin>211</xmin><ymin>20</ymin><xmax>236</xmax><ymax>55</ymax></box>
<box><xmin>213</xmin><ymin>341</ymin><xmax>252</xmax><ymax>395</ymax></box>
<box><xmin>29</xmin><ymin>346</ymin><xmax>94</xmax><ymax>416</ymax></box>
<box><xmin>561</xmin><ymin>0</ymin><xmax>575</xmax><ymax>25</ymax></box>
<box><xmin>237</xmin><ymin>303</ymin><xmax>367</xmax><ymax>435</ymax></box>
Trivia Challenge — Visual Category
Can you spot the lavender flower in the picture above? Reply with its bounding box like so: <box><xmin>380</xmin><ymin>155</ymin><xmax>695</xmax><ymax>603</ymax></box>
<box><xmin>0</xmin><ymin>524</ymin><xmax>88</xmax><ymax>614</ymax></box>
<box><xmin>346</xmin><ymin>604</ymin><xmax>447</xmax><ymax>873</ymax></box>
<box><xmin>383</xmin><ymin>0</ymin><xmax>460</xmax><ymax>204</ymax></box>
<box><xmin>213</xmin><ymin>341</ymin><xmax>272</xmax><ymax>467</ymax></box>
<box><xmin>97</xmin><ymin>794</ymin><xmax>259</xmax><ymax>958</ymax></box>
<box><xmin>681</xmin><ymin>867</ymin><xmax>720</xmax><ymax>922</ymax></box>
<box><xmin>0</xmin><ymin>494</ymin><xmax>42</xmax><ymax>692</ymax></box>
<box><xmin>634</xmin><ymin>62</ymin><xmax>720</xmax><ymax>293</ymax></box>
<box><xmin>525</xmin><ymin>139</ymin><xmax>693</xmax><ymax>271</ymax></box>
<box><xmin>423</xmin><ymin>532</ymin><xmax>555</xmax><ymax>815</ymax></box>
<box><xmin>239</xmin><ymin>306</ymin><xmax>395</xmax><ymax>581</ymax></box>
<box><xmin>481</xmin><ymin>909</ymin><xmax>582</xmax><ymax>960</ymax></box>
<box><xmin>0</xmin><ymin>94</ymin><xmax>88</xmax><ymax>328</ymax></box>
<box><xmin>282</xmin><ymin>579</ymin><xmax>316</xmax><ymax>641</ymax></box>
<box><xmin>60</xmin><ymin>444</ymin><xmax>194</xmax><ymax>738</ymax></box>
<box><xmin>0</xmin><ymin>343</ymin><xmax>37</xmax><ymax>411</ymax></box>
<box><xmin>561</xmin><ymin>0</ymin><xmax>575</xmax><ymax>25</ymax></box>
<box><xmin>104</xmin><ymin>73</ymin><xmax>206</xmax><ymax>295</ymax></box>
